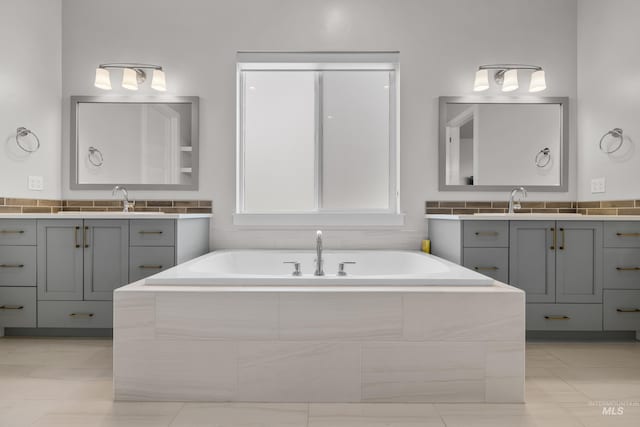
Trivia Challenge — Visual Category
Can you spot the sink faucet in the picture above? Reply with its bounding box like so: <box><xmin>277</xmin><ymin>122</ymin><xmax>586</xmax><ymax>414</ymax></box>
<box><xmin>508</xmin><ymin>187</ymin><xmax>528</xmax><ymax>214</ymax></box>
<box><xmin>314</xmin><ymin>230</ymin><xmax>324</xmax><ymax>276</ymax></box>
<box><xmin>112</xmin><ymin>185</ymin><xmax>135</xmax><ymax>212</ymax></box>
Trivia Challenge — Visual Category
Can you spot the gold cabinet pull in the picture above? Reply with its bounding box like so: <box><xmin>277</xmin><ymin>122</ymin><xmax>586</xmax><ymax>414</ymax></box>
<box><xmin>139</xmin><ymin>265</ymin><xmax>163</xmax><ymax>269</ymax></box>
<box><xmin>550</xmin><ymin>227</ymin><xmax>556</xmax><ymax>250</ymax></box>
<box><xmin>544</xmin><ymin>315</ymin><xmax>570</xmax><ymax>320</ymax></box>
<box><xmin>74</xmin><ymin>226</ymin><xmax>80</xmax><ymax>248</ymax></box>
<box><xmin>616</xmin><ymin>308</ymin><xmax>640</xmax><ymax>313</ymax></box>
<box><xmin>0</xmin><ymin>264</ymin><xmax>24</xmax><ymax>268</ymax></box>
<box><xmin>559</xmin><ymin>227</ymin><xmax>565</xmax><ymax>250</ymax></box>
<box><xmin>474</xmin><ymin>231</ymin><xmax>498</xmax><ymax>236</ymax></box>
<box><xmin>139</xmin><ymin>230</ymin><xmax>163</xmax><ymax>235</ymax></box>
<box><xmin>0</xmin><ymin>230</ymin><xmax>25</xmax><ymax>234</ymax></box>
<box><xmin>69</xmin><ymin>312</ymin><xmax>94</xmax><ymax>318</ymax></box>
<box><xmin>616</xmin><ymin>232</ymin><xmax>640</xmax><ymax>237</ymax></box>
<box><xmin>0</xmin><ymin>305</ymin><xmax>24</xmax><ymax>310</ymax></box>
<box><xmin>83</xmin><ymin>226</ymin><xmax>89</xmax><ymax>248</ymax></box>
<box><xmin>616</xmin><ymin>267</ymin><xmax>640</xmax><ymax>271</ymax></box>
<box><xmin>474</xmin><ymin>266</ymin><xmax>499</xmax><ymax>271</ymax></box>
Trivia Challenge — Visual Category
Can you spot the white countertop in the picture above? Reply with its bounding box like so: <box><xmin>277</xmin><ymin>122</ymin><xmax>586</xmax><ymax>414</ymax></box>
<box><xmin>0</xmin><ymin>213</ymin><xmax>211</xmax><ymax>219</ymax></box>
<box><xmin>426</xmin><ymin>214</ymin><xmax>640</xmax><ymax>221</ymax></box>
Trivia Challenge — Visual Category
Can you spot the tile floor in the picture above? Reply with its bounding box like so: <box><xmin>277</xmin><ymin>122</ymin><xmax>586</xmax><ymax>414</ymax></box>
<box><xmin>0</xmin><ymin>338</ymin><xmax>639</xmax><ymax>426</ymax></box>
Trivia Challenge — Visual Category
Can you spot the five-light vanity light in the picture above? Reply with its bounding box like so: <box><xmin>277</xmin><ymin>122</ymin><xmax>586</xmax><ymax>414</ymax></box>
<box><xmin>94</xmin><ymin>63</ymin><xmax>166</xmax><ymax>91</ymax></box>
<box><xmin>473</xmin><ymin>64</ymin><xmax>546</xmax><ymax>93</ymax></box>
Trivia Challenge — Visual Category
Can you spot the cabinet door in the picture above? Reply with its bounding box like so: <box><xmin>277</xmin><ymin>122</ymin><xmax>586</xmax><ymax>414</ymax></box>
<box><xmin>37</xmin><ymin>220</ymin><xmax>84</xmax><ymax>301</ymax></box>
<box><xmin>556</xmin><ymin>221</ymin><xmax>603</xmax><ymax>303</ymax></box>
<box><xmin>84</xmin><ymin>220</ymin><xmax>129</xmax><ymax>301</ymax></box>
<box><xmin>509</xmin><ymin>221</ymin><xmax>556</xmax><ymax>303</ymax></box>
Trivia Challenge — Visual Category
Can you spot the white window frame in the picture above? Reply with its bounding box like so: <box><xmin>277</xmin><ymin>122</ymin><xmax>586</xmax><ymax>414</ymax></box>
<box><xmin>234</xmin><ymin>52</ymin><xmax>403</xmax><ymax>227</ymax></box>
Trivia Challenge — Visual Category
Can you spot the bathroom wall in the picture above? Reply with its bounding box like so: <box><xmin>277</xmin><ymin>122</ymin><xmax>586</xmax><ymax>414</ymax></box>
<box><xmin>577</xmin><ymin>0</ymin><xmax>640</xmax><ymax>201</ymax></box>
<box><xmin>0</xmin><ymin>0</ymin><xmax>62</xmax><ymax>200</ymax></box>
<box><xmin>60</xmin><ymin>0</ymin><xmax>578</xmax><ymax>249</ymax></box>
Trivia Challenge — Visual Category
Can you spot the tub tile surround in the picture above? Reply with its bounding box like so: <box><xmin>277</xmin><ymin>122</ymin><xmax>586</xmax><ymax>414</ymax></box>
<box><xmin>426</xmin><ymin>200</ymin><xmax>640</xmax><ymax>216</ymax></box>
<box><xmin>0</xmin><ymin>197</ymin><xmax>212</xmax><ymax>214</ymax></box>
<box><xmin>113</xmin><ymin>283</ymin><xmax>525</xmax><ymax>403</ymax></box>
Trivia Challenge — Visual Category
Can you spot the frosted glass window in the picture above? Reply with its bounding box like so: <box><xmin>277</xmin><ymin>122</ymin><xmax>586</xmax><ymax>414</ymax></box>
<box><xmin>322</xmin><ymin>71</ymin><xmax>390</xmax><ymax>210</ymax></box>
<box><xmin>243</xmin><ymin>71</ymin><xmax>316</xmax><ymax>212</ymax></box>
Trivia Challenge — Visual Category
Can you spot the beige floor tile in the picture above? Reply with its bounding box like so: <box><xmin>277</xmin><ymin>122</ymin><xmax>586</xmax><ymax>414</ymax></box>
<box><xmin>170</xmin><ymin>403</ymin><xmax>308</xmax><ymax>427</ymax></box>
<box><xmin>308</xmin><ymin>403</ymin><xmax>444</xmax><ymax>426</ymax></box>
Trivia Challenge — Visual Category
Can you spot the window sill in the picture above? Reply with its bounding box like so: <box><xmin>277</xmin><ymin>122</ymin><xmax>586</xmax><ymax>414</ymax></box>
<box><xmin>233</xmin><ymin>212</ymin><xmax>406</xmax><ymax>228</ymax></box>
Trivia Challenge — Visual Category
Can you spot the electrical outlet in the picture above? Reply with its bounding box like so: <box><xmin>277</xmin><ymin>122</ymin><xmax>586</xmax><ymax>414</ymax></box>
<box><xmin>28</xmin><ymin>175</ymin><xmax>44</xmax><ymax>191</ymax></box>
<box><xmin>591</xmin><ymin>177</ymin><xmax>606</xmax><ymax>194</ymax></box>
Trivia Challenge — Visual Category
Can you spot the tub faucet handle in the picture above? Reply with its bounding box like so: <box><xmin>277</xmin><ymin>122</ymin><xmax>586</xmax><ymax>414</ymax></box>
<box><xmin>337</xmin><ymin>261</ymin><xmax>356</xmax><ymax>276</ymax></box>
<box><xmin>283</xmin><ymin>261</ymin><xmax>302</xmax><ymax>276</ymax></box>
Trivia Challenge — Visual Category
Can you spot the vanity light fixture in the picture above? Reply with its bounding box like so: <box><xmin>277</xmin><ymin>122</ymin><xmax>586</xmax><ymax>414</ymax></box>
<box><xmin>473</xmin><ymin>64</ymin><xmax>546</xmax><ymax>92</ymax></box>
<box><xmin>94</xmin><ymin>63</ymin><xmax>167</xmax><ymax>91</ymax></box>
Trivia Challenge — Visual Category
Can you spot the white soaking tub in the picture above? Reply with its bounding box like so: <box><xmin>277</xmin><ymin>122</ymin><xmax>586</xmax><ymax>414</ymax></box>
<box><xmin>143</xmin><ymin>250</ymin><xmax>494</xmax><ymax>286</ymax></box>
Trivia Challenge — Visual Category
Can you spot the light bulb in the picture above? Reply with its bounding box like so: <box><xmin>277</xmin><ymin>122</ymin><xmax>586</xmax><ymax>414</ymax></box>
<box><xmin>122</xmin><ymin>68</ymin><xmax>139</xmax><ymax>91</ymax></box>
<box><xmin>94</xmin><ymin>68</ymin><xmax>111</xmax><ymax>90</ymax></box>
<box><xmin>529</xmin><ymin>70</ymin><xmax>547</xmax><ymax>92</ymax></box>
<box><xmin>501</xmin><ymin>69</ymin><xmax>519</xmax><ymax>92</ymax></box>
<box><xmin>151</xmin><ymin>69</ymin><xmax>167</xmax><ymax>91</ymax></box>
<box><xmin>473</xmin><ymin>69</ymin><xmax>489</xmax><ymax>92</ymax></box>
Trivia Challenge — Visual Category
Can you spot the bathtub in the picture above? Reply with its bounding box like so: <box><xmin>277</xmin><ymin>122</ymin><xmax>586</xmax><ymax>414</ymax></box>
<box><xmin>143</xmin><ymin>250</ymin><xmax>494</xmax><ymax>286</ymax></box>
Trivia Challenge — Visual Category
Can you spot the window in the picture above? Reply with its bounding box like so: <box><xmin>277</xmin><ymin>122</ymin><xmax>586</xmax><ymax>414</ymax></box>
<box><xmin>236</xmin><ymin>52</ymin><xmax>402</xmax><ymax>226</ymax></box>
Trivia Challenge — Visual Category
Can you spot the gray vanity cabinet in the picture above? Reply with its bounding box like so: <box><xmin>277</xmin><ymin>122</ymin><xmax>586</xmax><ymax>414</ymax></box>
<box><xmin>83</xmin><ymin>220</ymin><xmax>129</xmax><ymax>301</ymax></box>
<box><xmin>37</xmin><ymin>220</ymin><xmax>84</xmax><ymax>301</ymax></box>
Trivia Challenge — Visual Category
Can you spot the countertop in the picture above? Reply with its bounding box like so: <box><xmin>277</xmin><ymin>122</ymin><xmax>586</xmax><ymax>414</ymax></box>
<box><xmin>426</xmin><ymin>214</ymin><xmax>640</xmax><ymax>221</ymax></box>
<box><xmin>0</xmin><ymin>213</ymin><xmax>212</xmax><ymax>219</ymax></box>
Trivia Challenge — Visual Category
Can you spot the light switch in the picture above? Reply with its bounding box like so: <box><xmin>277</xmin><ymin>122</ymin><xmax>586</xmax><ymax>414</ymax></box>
<box><xmin>28</xmin><ymin>175</ymin><xmax>44</xmax><ymax>191</ymax></box>
<box><xmin>591</xmin><ymin>177</ymin><xmax>606</xmax><ymax>194</ymax></box>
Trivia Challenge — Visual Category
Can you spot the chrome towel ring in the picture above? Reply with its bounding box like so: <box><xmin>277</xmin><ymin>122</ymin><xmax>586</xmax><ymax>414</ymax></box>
<box><xmin>535</xmin><ymin>147</ymin><xmax>551</xmax><ymax>168</ymax></box>
<box><xmin>88</xmin><ymin>146</ymin><xmax>104</xmax><ymax>166</ymax></box>
<box><xmin>599</xmin><ymin>128</ymin><xmax>624</xmax><ymax>154</ymax></box>
<box><xmin>15</xmin><ymin>127</ymin><xmax>40</xmax><ymax>153</ymax></box>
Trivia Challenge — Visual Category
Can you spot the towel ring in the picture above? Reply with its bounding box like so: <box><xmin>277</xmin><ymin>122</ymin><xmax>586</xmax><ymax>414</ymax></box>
<box><xmin>88</xmin><ymin>146</ymin><xmax>104</xmax><ymax>167</ymax></box>
<box><xmin>15</xmin><ymin>127</ymin><xmax>40</xmax><ymax>153</ymax></box>
<box><xmin>599</xmin><ymin>128</ymin><xmax>624</xmax><ymax>154</ymax></box>
<box><xmin>535</xmin><ymin>147</ymin><xmax>551</xmax><ymax>168</ymax></box>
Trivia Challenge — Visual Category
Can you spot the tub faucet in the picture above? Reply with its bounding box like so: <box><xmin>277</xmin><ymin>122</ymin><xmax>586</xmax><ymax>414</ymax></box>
<box><xmin>508</xmin><ymin>187</ymin><xmax>527</xmax><ymax>214</ymax></box>
<box><xmin>314</xmin><ymin>230</ymin><xmax>324</xmax><ymax>276</ymax></box>
<box><xmin>112</xmin><ymin>185</ymin><xmax>134</xmax><ymax>212</ymax></box>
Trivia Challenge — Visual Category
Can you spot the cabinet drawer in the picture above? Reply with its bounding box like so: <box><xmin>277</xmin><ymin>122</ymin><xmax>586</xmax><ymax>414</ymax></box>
<box><xmin>129</xmin><ymin>246</ymin><xmax>175</xmax><ymax>282</ymax></box>
<box><xmin>38</xmin><ymin>301</ymin><xmax>113</xmax><ymax>328</ymax></box>
<box><xmin>0</xmin><ymin>246</ymin><xmax>36</xmax><ymax>286</ymax></box>
<box><xmin>463</xmin><ymin>248</ymin><xmax>508</xmax><ymax>283</ymax></box>
<box><xmin>604</xmin><ymin>248</ymin><xmax>640</xmax><ymax>289</ymax></box>
<box><xmin>0</xmin><ymin>220</ymin><xmax>36</xmax><ymax>246</ymax></box>
<box><xmin>463</xmin><ymin>221</ymin><xmax>509</xmax><ymax>247</ymax></box>
<box><xmin>526</xmin><ymin>304</ymin><xmax>602</xmax><ymax>331</ymax></box>
<box><xmin>604</xmin><ymin>222</ymin><xmax>640</xmax><ymax>248</ymax></box>
<box><xmin>0</xmin><ymin>287</ymin><xmax>36</xmax><ymax>327</ymax></box>
<box><xmin>604</xmin><ymin>290</ymin><xmax>640</xmax><ymax>331</ymax></box>
<box><xmin>130</xmin><ymin>220</ymin><xmax>175</xmax><ymax>246</ymax></box>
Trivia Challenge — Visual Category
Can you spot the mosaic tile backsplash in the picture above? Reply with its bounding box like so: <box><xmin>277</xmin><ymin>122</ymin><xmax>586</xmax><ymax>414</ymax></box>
<box><xmin>0</xmin><ymin>198</ymin><xmax>212</xmax><ymax>214</ymax></box>
<box><xmin>426</xmin><ymin>200</ymin><xmax>640</xmax><ymax>216</ymax></box>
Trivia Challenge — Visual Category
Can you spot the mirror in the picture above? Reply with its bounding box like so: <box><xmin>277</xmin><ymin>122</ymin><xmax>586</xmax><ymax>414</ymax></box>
<box><xmin>70</xmin><ymin>96</ymin><xmax>199</xmax><ymax>190</ymax></box>
<box><xmin>439</xmin><ymin>97</ymin><xmax>568</xmax><ymax>191</ymax></box>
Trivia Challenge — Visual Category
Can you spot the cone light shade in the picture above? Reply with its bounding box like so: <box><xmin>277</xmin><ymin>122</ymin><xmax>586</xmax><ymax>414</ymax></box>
<box><xmin>94</xmin><ymin>68</ymin><xmax>111</xmax><ymax>90</ymax></box>
<box><xmin>501</xmin><ymin>69</ymin><xmax>519</xmax><ymax>92</ymax></box>
<box><xmin>151</xmin><ymin>69</ymin><xmax>167</xmax><ymax>91</ymax></box>
<box><xmin>473</xmin><ymin>69</ymin><xmax>490</xmax><ymax>92</ymax></box>
<box><xmin>529</xmin><ymin>70</ymin><xmax>547</xmax><ymax>92</ymax></box>
<box><xmin>121</xmin><ymin>68</ymin><xmax>139</xmax><ymax>90</ymax></box>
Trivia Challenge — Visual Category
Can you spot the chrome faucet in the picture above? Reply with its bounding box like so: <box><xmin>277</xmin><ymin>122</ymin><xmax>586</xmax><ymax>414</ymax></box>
<box><xmin>314</xmin><ymin>230</ymin><xmax>324</xmax><ymax>276</ymax></box>
<box><xmin>508</xmin><ymin>187</ymin><xmax>528</xmax><ymax>214</ymax></box>
<box><xmin>112</xmin><ymin>185</ymin><xmax>135</xmax><ymax>212</ymax></box>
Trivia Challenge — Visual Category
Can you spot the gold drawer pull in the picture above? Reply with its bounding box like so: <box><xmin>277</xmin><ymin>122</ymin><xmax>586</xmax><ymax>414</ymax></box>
<box><xmin>544</xmin><ymin>315</ymin><xmax>570</xmax><ymax>320</ymax></box>
<box><xmin>139</xmin><ymin>265</ymin><xmax>163</xmax><ymax>269</ymax></box>
<box><xmin>616</xmin><ymin>232</ymin><xmax>640</xmax><ymax>237</ymax></box>
<box><xmin>0</xmin><ymin>230</ymin><xmax>25</xmax><ymax>234</ymax></box>
<box><xmin>616</xmin><ymin>267</ymin><xmax>640</xmax><ymax>271</ymax></box>
<box><xmin>616</xmin><ymin>308</ymin><xmax>640</xmax><ymax>313</ymax></box>
<box><xmin>0</xmin><ymin>264</ymin><xmax>24</xmax><ymax>268</ymax></box>
<box><xmin>550</xmin><ymin>227</ymin><xmax>556</xmax><ymax>250</ymax></box>
<box><xmin>0</xmin><ymin>305</ymin><xmax>24</xmax><ymax>310</ymax></box>
<box><xmin>474</xmin><ymin>231</ymin><xmax>499</xmax><ymax>236</ymax></box>
<box><xmin>474</xmin><ymin>266</ymin><xmax>499</xmax><ymax>271</ymax></box>
<box><xmin>69</xmin><ymin>312</ymin><xmax>94</xmax><ymax>318</ymax></box>
<box><xmin>139</xmin><ymin>230</ymin><xmax>163</xmax><ymax>235</ymax></box>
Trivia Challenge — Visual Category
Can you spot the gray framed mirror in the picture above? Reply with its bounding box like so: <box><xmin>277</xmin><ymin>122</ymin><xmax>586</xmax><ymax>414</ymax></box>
<box><xmin>439</xmin><ymin>96</ymin><xmax>569</xmax><ymax>191</ymax></box>
<box><xmin>70</xmin><ymin>96</ymin><xmax>199</xmax><ymax>190</ymax></box>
